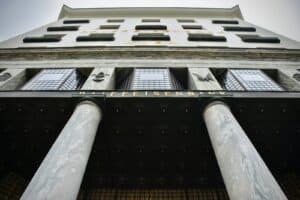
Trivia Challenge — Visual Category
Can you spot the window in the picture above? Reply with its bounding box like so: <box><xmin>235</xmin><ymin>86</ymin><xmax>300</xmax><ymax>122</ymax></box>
<box><xmin>223</xmin><ymin>26</ymin><xmax>256</xmax><ymax>32</ymax></box>
<box><xmin>22</xmin><ymin>69</ymin><xmax>84</xmax><ymax>90</ymax></box>
<box><xmin>132</xmin><ymin>33</ymin><xmax>170</xmax><ymax>41</ymax></box>
<box><xmin>212</xmin><ymin>20</ymin><xmax>239</xmax><ymax>24</ymax></box>
<box><xmin>142</xmin><ymin>19</ymin><xmax>160</xmax><ymax>23</ymax></box>
<box><xmin>76</xmin><ymin>33</ymin><xmax>115</xmax><ymax>42</ymax></box>
<box><xmin>182</xmin><ymin>25</ymin><xmax>203</xmax><ymax>30</ymax></box>
<box><xmin>177</xmin><ymin>19</ymin><xmax>195</xmax><ymax>23</ymax></box>
<box><xmin>238</xmin><ymin>34</ymin><xmax>280</xmax><ymax>43</ymax></box>
<box><xmin>215</xmin><ymin>69</ymin><xmax>283</xmax><ymax>91</ymax></box>
<box><xmin>118</xmin><ymin>68</ymin><xmax>182</xmax><ymax>90</ymax></box>
<box><xmin>23</xmin><ymin>34</ymin><xmax>64</xmax><ymax>43</ymax></box>
<box><xmin>107</xmin><ymin>19</ymin><xmax>124</xmax><ymax>23</ymax></box>
<box><xmin>63</xmin><ymin>19</ymin><xmax>89</xmax><ymax>24</ymax></box>
<box><xmin>188</xmin><ymin>33</ymin><xmax>226</xmax><ymax>42</ymax></box>
<box><xmin>47</xmin><ymin>26</ymin><xmax>79</xmax><ymax>32</ymax></box>
<box><xmin>135</xmin><ymin>25</ymin><xmax>167</xmax><ymax>30</ymax></box>
<box><xmin>100</xmin><ymin>25</ymin><xmax>120</xmax><ymax>30</ymax></box>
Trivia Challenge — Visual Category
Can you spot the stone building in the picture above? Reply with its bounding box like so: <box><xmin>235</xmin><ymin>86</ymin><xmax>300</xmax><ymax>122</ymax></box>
<box><xmin>0</xmin><ymin>5</ymin><xmax>299</xmax><ymax>200</ymax></box>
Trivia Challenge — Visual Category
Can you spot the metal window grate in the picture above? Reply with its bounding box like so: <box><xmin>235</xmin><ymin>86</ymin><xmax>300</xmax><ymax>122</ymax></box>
<box><xmin>79</xmin><ymin>188</ymin><xmax>229</xmax><ymax>200</ymax></box>
<box><xmin>222</xmin><ymin>71</ymin><xmax>244</xmax><ymax>91</ymax></box>
<box><xmin>22</xmin><ymin>69</ymin><xmax>83</xmax><ymax>90</ymax></box>
<box><xmin>120</xmin><ymin>68</ymin><xmax>182</xmax><ymax>90</ymax></box>
<box><xmin>0</xmin><ymin>173</ymin><xmax>26</xmax><ymax>199</ymax></box>
<box><xmin>222</xmin><ymin>69</ymin><xmax>283</xmax><ymax>91</ymax></box>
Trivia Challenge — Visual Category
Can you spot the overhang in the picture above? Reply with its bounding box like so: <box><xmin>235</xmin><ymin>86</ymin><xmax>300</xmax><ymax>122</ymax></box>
<box><xmin>58</xmin><ymin>5</ymin><xmax>244</xmax><ymax>20</ymax></box>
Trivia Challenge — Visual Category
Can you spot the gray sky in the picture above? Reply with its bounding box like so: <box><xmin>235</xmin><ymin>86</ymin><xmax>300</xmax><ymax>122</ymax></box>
<box><xmin>0</xmin><ymin>0</ymin><xmax>300</xmax><ymax>42</ymax></box>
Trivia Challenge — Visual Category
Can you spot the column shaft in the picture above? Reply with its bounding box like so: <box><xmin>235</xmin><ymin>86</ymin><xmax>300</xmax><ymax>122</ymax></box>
<box><xmin>21</xmin><ymin>101</ymin><xmax>102</xmax><ymax>200</ymax></box>
<box><xmin>203</xmin><ymin>101</ymin><xmax>287</xmax><ymax>200</ymax></box>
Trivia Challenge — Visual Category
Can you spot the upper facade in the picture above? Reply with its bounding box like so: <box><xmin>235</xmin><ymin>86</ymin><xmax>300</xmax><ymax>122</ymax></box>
<box><xmin>1</xmin><ymin>5</ymin><xmax>300</xmax><ymax>49</ymax></box>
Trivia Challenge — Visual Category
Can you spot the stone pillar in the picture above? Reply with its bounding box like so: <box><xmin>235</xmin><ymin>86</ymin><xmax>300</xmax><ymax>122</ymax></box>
<box><xmin>21</xmin><ymin>101</ymin><xmax>102</xmax><ymax>200</ymax></box>
<box><xmin>203</xmin><ymin>101</ymin><xmax>287</xmax><ymax>200</ymax></box>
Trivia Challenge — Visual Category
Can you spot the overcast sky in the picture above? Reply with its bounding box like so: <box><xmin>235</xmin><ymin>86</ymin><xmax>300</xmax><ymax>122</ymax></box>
<box><xmin>0</xmin><ymin>0</ymin><xmax>299</xmax><ymax>42</ymax></box>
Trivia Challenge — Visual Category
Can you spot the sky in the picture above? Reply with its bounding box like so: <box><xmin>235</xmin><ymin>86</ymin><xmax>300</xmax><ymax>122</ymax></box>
<box><xmin>0</xmin><ymin>0</ymin><xmax>300</xmax><ymax>42</ymax></box>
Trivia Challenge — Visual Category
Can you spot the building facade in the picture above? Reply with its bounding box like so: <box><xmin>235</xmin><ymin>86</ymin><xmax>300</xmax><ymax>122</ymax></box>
<box><xmin>0</xmin><ymin>5</ymin><xmax>299</xmax><ymax>200</ymax></box>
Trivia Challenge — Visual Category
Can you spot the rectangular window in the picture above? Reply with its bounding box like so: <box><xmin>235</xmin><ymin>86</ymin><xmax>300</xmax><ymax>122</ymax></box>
<box><xmin>47</xmin><ymin>26</ymin><xmax>79</xmax><ymax>32</ymax></box>
<box><xmin>132</xmin><ymin>33</ymin><xmax>170</xmax><ymax>41</ymax></box>
<box><xmin>76</xmin><ymin>33</ymin><xmax>115</xmax><ymax>42</ymax></box>
<box><xmin>223</xmin><ymin>26</ymin><xmax>256</xmax><ymax>32</ymax></box>
<box><xmin>23</xmin><ymin>34</ymin><xmax>64</xmax><ymax>43</ymax></box>
<box><xmin>238</xmin><ymin>35</ymin><xmax>280</xmax><ymax>43</ymax></box>
<box><xmin>212</xmin><ymin>20</ymin><xmax>239</xmax><ymax>24</ymax></box>
<box><xmin>188</xmin><ymin>33</ymin><xmax>226</xmax><ymax>42</ymax></box>
<box><xmin>100</xmin><ymin>25</ymin><xmax>120</xmax><ymax>30</ymax></box>
<box><xmin>177</xmin><ymin>19</ymin><xmax>195</xmax><ymax>23</ymax></box>
<box><xmin>182</xmin><ymin>25</ymin><xmax>203</xmax><ymax>30</ymax></box>
<box><xmin>117</xmin><ymin>68</ymin><xmax>183</xmax><ymax>90</ymax></box>
<box><xmin>142</xmin><ymin>19</ymin><xmax>160</xmax><ymax>23</ymax></box>
<box><xmin>63</xmin><ymin>19</ymin><xmax>90</xmax><ymax>24</ymax></box>
<box><xmin>214</xmin><ymin>69</ymin><xmax>283</xmax><ymax>91</ymax></box>
<box><xmin>135</xmin><ymin>25</ymin><xmax>167</xmax><ymax>30</ymax></box>
<box><xmin>107</xmin><ymin>19</ymin><xmax>124</xmax><ymax>23</ymax></box>
<box><xmin>22</xmin><ymin>69</ymin><xmax>85</xmax><ymax>90</ymax></box>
